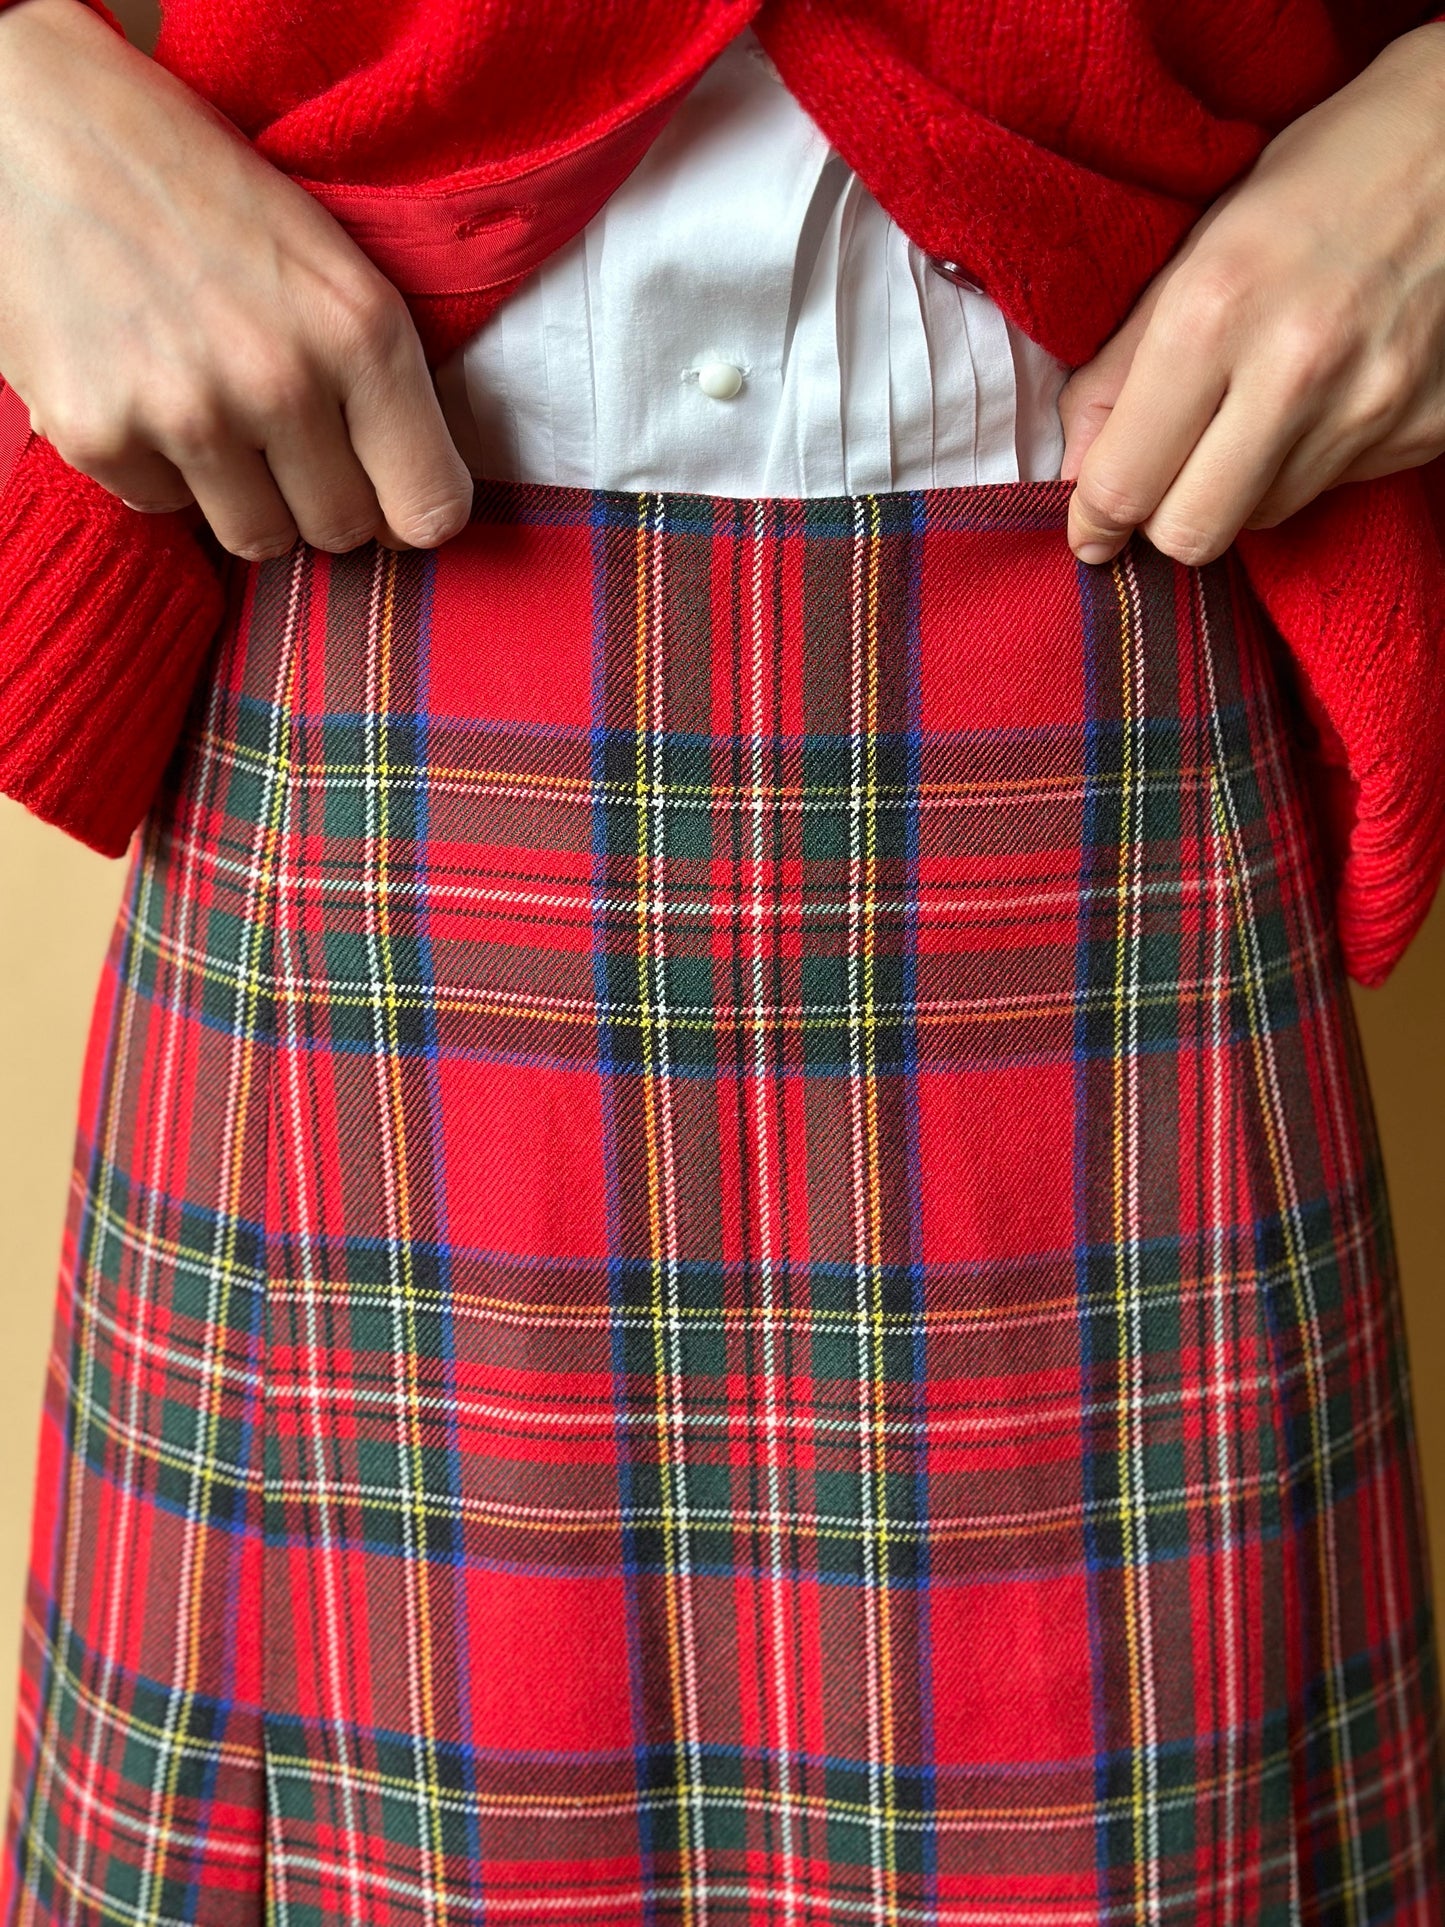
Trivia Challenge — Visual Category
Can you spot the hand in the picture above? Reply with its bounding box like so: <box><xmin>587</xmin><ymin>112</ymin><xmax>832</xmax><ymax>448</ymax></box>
<box><xmin>0</xmin><ymin>0</ymin><xmax>473</xmax><ymax>561</ymax></box>
<box><xmin>1059</xmin><ymin>20</ymin><xmax>1445</xmax><ymax>567</ymax></box>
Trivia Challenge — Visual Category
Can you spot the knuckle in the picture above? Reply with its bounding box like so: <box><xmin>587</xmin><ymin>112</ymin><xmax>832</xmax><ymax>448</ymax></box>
<box><xmin>1147</xmin><ymin>516</ymin><xmax>1220</xmax><ymax>567</ymax></box>
<box><xmin>1075</xmin><ymin>473</ymin><xmax>1146</xmax><ymax>532</ymax></box>
<box><xmin>39</xmin><ymin>402</ymin><xmax>128</xmax><ymax>472</ymax></box>
<box><xmin>1272</xmin><ymin>311</ymin><xmax>1350</xmax><ymax>392</ymax></box>
<box><xmin>151</xmin><ymin>390</ymin><xmax>229</xmax><ymax>464</ymax></box>
<box><xmin>330</xmin><ymin>277</ymin><xmax>409</xmax><ymax>362</ymax></box>
<box><xmin>1392</xmin><ymin>424</ymin><xmax>1445</xmax><ymax>467</ymax></box>
<box><xmin>1345</xmin><ymin>354</ymin><xmax>1410</xmax><ymax>438</ymax></box>
<box><xmin>241</xmin><ymin>349</ymin><xmax>319</xmax><ymax>425</ymax></box>
<box><xmin>1157</xmin><ymin>265</ymin><xmax>1246</xmax><ymax>348</ymax></box>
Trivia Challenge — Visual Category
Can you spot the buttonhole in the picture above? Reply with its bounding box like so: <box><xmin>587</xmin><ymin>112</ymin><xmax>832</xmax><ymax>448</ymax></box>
<box><xmin>454</xmin><ymin>204</ymin><xmax>533</xmax><ymax>241</ymax></box>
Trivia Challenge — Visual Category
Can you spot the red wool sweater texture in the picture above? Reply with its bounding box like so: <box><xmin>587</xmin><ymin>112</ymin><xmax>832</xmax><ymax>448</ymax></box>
<box><xmin>1</xmin><ymin>0</ymin><xmax>1443</xmax><ymax>985</ymax></box>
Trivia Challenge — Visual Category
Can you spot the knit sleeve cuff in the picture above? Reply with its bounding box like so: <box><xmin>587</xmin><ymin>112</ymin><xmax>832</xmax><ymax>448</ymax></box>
<box><xmin>1233</xmin><ymin>462</ymin><xmax>1445</xmax><ymax>989</ymax></box>
<box><xmin>0</xmin><ymin>425</ymin><xmax>226</xmax><ymax>857</ymax></box>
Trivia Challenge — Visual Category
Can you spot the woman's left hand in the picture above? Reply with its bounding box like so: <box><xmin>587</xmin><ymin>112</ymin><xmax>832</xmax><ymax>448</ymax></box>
<box><xmin>1060</xmin><ymin>19</ymin><xmax>1445</xmax><ymax>566</ymax></box>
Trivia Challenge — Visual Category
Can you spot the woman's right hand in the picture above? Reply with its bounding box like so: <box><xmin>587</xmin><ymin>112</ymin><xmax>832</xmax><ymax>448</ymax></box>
<box><xmin>0</xmin><ymin>0</ymin><xmax>474</xmax><ymax>560</ymax></box>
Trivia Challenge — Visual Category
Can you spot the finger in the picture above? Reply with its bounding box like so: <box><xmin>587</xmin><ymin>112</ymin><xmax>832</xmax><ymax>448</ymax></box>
<box><xmin>1240</xmin><ymin>438</ymin><xmax>1361</xmax><ymax>532</ymax></box>
<box><xmin>175</xmin><ymin>442</ymin><xmax>299</xmax><ymax>561</ymax></box>
<box><xmin>1066</xmin><ymin>306</ymin><xmax>1231</xmax><ymax>565</ymax></box>
<box><xmin>1057</xmin><ymin>259</ymin><xmax>1181</xmax><ymax>486</ymax></box>
<box><xmin>121</xmin><ymin>490</ymin><xmax>195</xmax><ymax>513</ymax></box>
<box><xmin>262</xmin><ymin>396</ymin><xmax>385</xmax><ymax>553</ymax></box>
<box><xmin>1058</xmin><ymin>368</ymin><xmax>1124</xmax><ymax>485</ymax></box>
<box><xmin>1136</xmin><ymin>381</ymin><xmax>1305</xmax><ymax>563</ymax></box>
<box><xmin>1057</xmin><ymin>310</ymin><xmax>1152</xmax><ymax>483</ymax></box>
<box><xmin>53</xmin><ymin>439</ymin><xmax>195</xmax><ymax>514</ymax></box>
<box><xmin>1242</xmin><ymin>394</ymin><xmax>1415</xmax><ymax>529</ymax></box>
<box><xmin>337</xmin><ymin>308</ymin><xmax>474</xmax><ymax>549</ymax></box>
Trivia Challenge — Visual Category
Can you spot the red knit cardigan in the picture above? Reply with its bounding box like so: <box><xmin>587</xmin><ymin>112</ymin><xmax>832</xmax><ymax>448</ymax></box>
<box><xmin>1</xmin><ymin>0</ymin><xmax>1443</xmax><ymax>986</ymax></box>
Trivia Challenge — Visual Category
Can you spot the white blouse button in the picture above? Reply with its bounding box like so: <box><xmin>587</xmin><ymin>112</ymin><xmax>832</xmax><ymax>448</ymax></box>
<box><xmin>697</xmin><ymin>360</ymin><xmax>744</xmax><ymax>400</ymax></box>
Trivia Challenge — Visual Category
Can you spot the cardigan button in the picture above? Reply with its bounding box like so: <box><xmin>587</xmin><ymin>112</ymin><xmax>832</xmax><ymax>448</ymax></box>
<box><xmin>927</xmin><ymin>254</ymin><xmax>984</xmax><ymax>295</ymax></box>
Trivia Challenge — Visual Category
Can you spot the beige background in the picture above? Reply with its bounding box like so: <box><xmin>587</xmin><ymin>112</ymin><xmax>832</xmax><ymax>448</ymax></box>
<box><xmin>0</xmin><ymin>0</ymin><xmax>1442</xmax><ymax>1815</ymax></box>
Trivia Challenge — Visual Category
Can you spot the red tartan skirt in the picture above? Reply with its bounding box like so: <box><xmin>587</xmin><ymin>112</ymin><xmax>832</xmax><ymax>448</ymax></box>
<box><xmin>3</xmin><ymin>477</ymin><xmax>1442</xmax><ymax>1925</ymax></box>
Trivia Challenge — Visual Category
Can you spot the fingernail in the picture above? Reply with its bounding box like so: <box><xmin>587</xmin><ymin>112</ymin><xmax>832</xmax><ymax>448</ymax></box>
<box><xmin>1074</xmin><ymin>540</ymin><xmax>1119</xmax><ymax>566</ymax></box>
<box><xmin>317</xmin><ymin>527</ymin><xmax>377</xmax><ymax>554</ymax></box>
<box><xmin>411</xmin><ymin>499</ymin><xmax>472</xmax><ymax>545</ymax></box>
<box><xmin>237</xmin><ymin>536</ymin><xmax>297</xmax><ymax>563</ymax></box>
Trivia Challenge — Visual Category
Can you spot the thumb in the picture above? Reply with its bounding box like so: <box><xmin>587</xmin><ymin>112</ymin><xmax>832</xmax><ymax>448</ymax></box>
<box><xmin>1057</xmin><ymin>304</ymin><xmax>1151</xmax><ymax>482</ymax></box>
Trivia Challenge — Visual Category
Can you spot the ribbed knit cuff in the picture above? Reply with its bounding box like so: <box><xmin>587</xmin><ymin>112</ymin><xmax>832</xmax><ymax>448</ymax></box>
<box><xmin>0</xmin><ymin>430</ymin><xmax>226</xmax><ymax>857</ymax></box>
<box><xmin>1233</xmin><ymin>463</ymin><xmax>1445</xmax><ymax>990</ymax></box>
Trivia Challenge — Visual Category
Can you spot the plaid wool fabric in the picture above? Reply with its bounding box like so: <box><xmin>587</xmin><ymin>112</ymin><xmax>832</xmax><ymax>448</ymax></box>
<box><xmin>3</xmin><ymin>477</ymin><xmax>1442</xmax><ymax>1925</ymax></box>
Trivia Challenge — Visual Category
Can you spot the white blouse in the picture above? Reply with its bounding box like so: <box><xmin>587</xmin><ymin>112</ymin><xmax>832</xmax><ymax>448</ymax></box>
<box><xmin>432</xmin><ymin>27</ymin><xmax>1072</xmax><ymax>497</ymax></box>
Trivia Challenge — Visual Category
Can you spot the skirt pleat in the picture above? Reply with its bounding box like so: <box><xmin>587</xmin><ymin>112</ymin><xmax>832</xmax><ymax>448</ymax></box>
<box><xmin>3</xmin><ymin>476</ymin><xmax>1441</xmax><ymax>1924</ymax></box>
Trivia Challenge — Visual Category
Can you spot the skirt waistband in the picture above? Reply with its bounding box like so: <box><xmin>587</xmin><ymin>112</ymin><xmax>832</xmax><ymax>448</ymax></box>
<box><xmin>459</xmin><ymin>471</ymin><xmax>1078</xmax><ymax>534</ymax></box>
